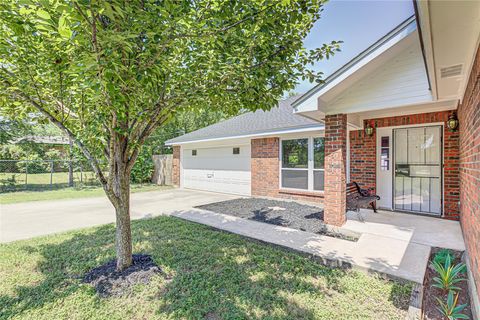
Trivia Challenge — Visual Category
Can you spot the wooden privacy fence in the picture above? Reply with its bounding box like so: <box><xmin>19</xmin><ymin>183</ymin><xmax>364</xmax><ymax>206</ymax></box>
<box><xmin>152</xmin><ymin>154</ymin><xmax>173</xmax><ymax>186</ymax></box>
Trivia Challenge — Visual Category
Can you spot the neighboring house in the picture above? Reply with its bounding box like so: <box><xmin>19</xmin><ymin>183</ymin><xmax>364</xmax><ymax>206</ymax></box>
<box><xmin>166</xmin><ymin>2</ymin><xmax>480</xmax><ymax>312</ymax></box>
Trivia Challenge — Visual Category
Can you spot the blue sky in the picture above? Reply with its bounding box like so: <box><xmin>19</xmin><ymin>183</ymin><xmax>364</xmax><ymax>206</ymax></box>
<box><xmin>296</xmin><ymin>0</ymin><xmax>414</xmax><ymax>93</ymax></box>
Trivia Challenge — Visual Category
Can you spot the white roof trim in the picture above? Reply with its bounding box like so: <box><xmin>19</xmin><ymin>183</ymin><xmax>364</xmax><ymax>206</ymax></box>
<box><xmin>293</xmin><ymin>15</ymin><xmax>417</xmax><ymax>114</ymax></box>
<box><xmin>165</xmin><ymin>125</ymin><xmax>324</xmax><ymax>146</ymax></box>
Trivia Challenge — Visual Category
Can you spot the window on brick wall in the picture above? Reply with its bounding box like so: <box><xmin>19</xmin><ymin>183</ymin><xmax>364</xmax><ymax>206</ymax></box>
<box><xmin>281</xmin><ymin>137</ymin><xmax>325</xmax><ymax>191</ymax></box>
<box><xmin>313</xmin><ymin>138</ymin><xmax>325</xmax><ymax>190</ymax></box>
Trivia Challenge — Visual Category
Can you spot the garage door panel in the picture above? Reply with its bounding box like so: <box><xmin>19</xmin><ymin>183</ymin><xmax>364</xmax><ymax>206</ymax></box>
<box><xmin>182</xmin><ymin>145</ymin><xmax>251</xmax><ymax>196</ymax></box>
<box><xmin>183</xmin><ymin>169</ymin><xmax>251</xmax><ymax>195</ymax></box>
<box><xmin>183</xmin><ymin>146</ymin><xmax>250</xmax><ymax>171</ymax></box>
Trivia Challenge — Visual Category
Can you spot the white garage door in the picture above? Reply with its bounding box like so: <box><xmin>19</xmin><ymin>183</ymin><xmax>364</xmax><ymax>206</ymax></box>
<box><xmin>182</xmin><ymin>145</ymin><xmax>251</xmax><ymax>196</ymax></box>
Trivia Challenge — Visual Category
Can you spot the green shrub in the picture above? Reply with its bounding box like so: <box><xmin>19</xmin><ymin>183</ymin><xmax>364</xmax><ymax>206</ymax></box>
<box><xmin>434</xmin><ymin>249</ymin><xmax>454</xmax><ymax>266</ymax></box>
<box><xmin>44</xmin><ymin>148</ymin><xmax>63</xmax><ymax>160</ymax></box>
<box><xmin>0</xmin><ymin>144</ymin><xmax>25</xmax><ymax>160</ymax></box>
<box><xmin>130</xmin><ymin>147</ymin><xmax>154</xmax><ymax>183</ymax></box>
<box><xmin>436</xmin><ymin>291</ymin><xmax>469</xmax><ymax>319</ymax></box>
<box><xmin>432</xmin><ymin>255</ymin><xmax>466</xmax><ymax>292</ymax></box>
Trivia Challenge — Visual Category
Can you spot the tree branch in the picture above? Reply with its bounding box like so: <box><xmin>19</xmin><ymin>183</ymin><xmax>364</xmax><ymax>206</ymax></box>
<box><xmin>1</xmin><ymin>75</ymin><xmax>108</xmax><ymax>188</ymax></box>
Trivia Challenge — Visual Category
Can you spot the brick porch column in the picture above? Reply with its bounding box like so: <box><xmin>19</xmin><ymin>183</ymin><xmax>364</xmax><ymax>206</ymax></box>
<box><xmin>324</xmin><ymin>114</ymin><xmax>347</xmax><ymax>226</ymax></box>
<box><xmin>172</xmin><ymin>145</ymin><xmax>180</xmax><ymax>187</ymax></box>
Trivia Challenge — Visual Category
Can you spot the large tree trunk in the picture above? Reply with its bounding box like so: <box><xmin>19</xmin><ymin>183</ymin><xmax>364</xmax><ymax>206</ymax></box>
<box><xmin>114</xmin><ymin>195</ymin><xmax>132</xmax><ymax>270</ymax></box>
<box><xmin>109</xmin><ymin>157</ymin><xmax>133</xmax><ymax>271</ymax></box>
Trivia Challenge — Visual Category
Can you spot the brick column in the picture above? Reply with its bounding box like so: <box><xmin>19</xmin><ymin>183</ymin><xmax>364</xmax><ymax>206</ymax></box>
<box><xmin>251</xmin><ymin>138</ymin><xmax>279</xmax><ymax>197</ymax></box>
<box><xmin>324</xmin><ymin>114</ymin><xmax>347</xmax><ymax>226</ymax></box>
<box><xmin>172</xmin><ymin>145</ymin><xmax>180</xmax><ymax>187</ymax></box>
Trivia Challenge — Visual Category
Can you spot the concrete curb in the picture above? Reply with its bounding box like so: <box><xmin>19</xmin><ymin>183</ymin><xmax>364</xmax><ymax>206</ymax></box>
<box><xmin>405</xmin><ymin>283</ymin><xmax>423</xmax><ymax>320</ymax></box>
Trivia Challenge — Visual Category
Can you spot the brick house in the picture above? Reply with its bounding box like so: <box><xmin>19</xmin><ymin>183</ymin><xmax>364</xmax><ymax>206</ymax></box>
<box><xmin>167</xmin><ymin>5</ymin><xmax>480</xmax><ymax>313</ymax></box>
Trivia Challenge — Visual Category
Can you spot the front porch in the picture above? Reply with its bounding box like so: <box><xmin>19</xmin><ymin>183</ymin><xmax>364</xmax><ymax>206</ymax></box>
<box><xmin>173</xmin><ymin>205</ymin><xmax>464</xmax><ymax>284</ymax></box>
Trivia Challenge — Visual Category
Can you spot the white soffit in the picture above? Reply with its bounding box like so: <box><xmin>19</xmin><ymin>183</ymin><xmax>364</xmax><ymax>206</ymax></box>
<box><xmin>293</xmin><ymin>16</ymin><xmax>417</xmax><ymax>114</ymax></box>
<box><xmin>418</xmin><ymin>0</ymin><xmax>480</xmax><ymax>101</ymax></box>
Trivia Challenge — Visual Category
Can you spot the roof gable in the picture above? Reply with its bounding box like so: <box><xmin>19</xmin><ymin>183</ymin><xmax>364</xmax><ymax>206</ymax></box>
<box><xmin>292</xmin><ymin>16</ymin><xmax>421</xmax><ymax>115</ymax></box>
<box><xmin>323</xmin><ymin>36</ymin><xmax>431</xmax><ymax>114</ymax></box>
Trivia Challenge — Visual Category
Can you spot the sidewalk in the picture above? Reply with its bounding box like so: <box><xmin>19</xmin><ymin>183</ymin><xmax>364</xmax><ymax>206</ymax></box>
<box><xmin>171</xmin><ymin>208</ymin><xmax>465</xmax><ymax>284</ymax></box>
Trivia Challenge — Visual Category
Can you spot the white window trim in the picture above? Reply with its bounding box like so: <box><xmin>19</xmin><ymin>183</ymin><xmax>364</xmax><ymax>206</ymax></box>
<box><xmin>279</xmin><ymin>136</ymin><xmax>325</xmax><ymax>192</ymax></box>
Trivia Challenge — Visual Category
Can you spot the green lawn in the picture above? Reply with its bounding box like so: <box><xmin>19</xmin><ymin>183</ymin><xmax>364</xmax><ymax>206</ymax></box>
<box><xmin>0</xmin><ymin>184</ymin><xmax>171</xmax><ymax>204</ymax></box>
<box><xmin>0</xmin><ymin>216</ymin><xmax>413</xmax><ymax>320</ymax></box>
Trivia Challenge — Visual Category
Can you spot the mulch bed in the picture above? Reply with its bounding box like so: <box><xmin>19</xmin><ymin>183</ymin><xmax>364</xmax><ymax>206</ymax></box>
<box><xmin>196</xmin><ymin>198</ymin><xmax>358</xmax><ymax>241</ymax></box>
<box><xmin>83</xmin><ymin>254</ymin><xmax>163</xmax><ymax>297</ymax></box>
<box><xmin>422</xmin><ymin>247</ymin><xmax>472</xmax><ymax>319</ymax></box>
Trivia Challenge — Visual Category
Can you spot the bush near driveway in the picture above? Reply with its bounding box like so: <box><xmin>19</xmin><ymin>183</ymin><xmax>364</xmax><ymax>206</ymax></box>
<box><xmin>0</xmin><ymin>217</ymin><xmax>413</xmax><ymax>320</ymax></box>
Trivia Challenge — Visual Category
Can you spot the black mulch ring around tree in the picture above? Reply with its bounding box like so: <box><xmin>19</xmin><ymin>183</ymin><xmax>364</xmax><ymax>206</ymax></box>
<box><xmin>83</xmin><ymin>254</ymin><xmax>163</xmax><ymax>297</ymax></box>
<box><xmin>196</xmin><ymin>198</ymin><xmax>358</xmax><ymax>242</ymax></box>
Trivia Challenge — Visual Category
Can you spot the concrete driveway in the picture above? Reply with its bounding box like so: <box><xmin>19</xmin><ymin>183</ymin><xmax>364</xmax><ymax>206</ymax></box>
<box><xmin>0</xmin><ymin>189</ymin><xmax>239</xmax><ymax>243</ymax></box>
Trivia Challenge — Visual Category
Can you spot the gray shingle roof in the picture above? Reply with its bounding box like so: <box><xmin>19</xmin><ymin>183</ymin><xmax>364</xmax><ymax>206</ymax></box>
<box><xmin>165</xmin><ymin>96</ymin><xmax>323</xmax><ymax>145</ymax></box>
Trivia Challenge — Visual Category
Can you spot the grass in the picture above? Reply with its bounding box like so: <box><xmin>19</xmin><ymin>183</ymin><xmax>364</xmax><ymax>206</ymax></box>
<box><xmin>0</xmin><ymin>216</ymin><xmax>413</xmax><ymax>320</ymax></box>
<box><xmin>0</xmin><ymin>184</ymin><xmax>171</xmax><ymax>204</ymax></box>
<box><xmin>0</xmin><ymin>171</ymin><xmax>99</xmax><ymax>187</ymax></box>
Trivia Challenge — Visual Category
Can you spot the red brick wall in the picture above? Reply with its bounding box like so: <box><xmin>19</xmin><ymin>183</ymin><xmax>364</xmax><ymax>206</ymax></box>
<box><xmin>251</xmin><ymin>137</ymin><xmax>323</xmax><ymax>204</ymax></box>
<box><xmin>458</xmin><ymin>45</ymin><xmax>480</xmax><ymax>300</ymax></box>
<box><xmin>324</xmin><ymin>114</ymin><xmax>347</xmax><ymax>226</ymax></box>
<box><xmin>172</xmin><ymin>146</ymin><xmax>180</xmax><ymax>187</ymax></box>
<box><xmin>350</xmin><ymin>130</ymin><xmax>376</xmax><ymax>191</ymax></box>
<box><xmin>251</xmin><ymin>137</ymin><xmax>280</xmax><ymax>197</ymax></box>
<box><xmin>349</xmin><ymin>110</ymin><xmax>460</xmax><ymax>219</ymax></box>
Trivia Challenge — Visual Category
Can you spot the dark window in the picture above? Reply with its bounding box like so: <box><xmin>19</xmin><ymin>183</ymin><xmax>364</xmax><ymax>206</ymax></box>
<box><xmin>313</xmin><ymin>137</ymin><xmax>325</xmax><ymax>169</ymax></box>
<box><xmin>281</xmin><ymin>170</ymin><xmax>308</xmax><ymax>190</ymax></box>
<box><xmin>233</xmin><ymin>147</ymin><xmax>240</xmax><ymax>155</ymax></box>
<box><xmin>281</xmin><ymin>139</ymin><xmax>308</xmax><ymax>189</ymax></box>
<box><xmin>281</xmin><ymin>139</ymin><xmax>308</xmax><ymax>168</ymax></box>
<box><xmin>313</xmin><ymin>137</ymin><xmax>325</xmax><ymax>191</ymax></box>
<box><xmin>313</xmin><ymin>170</ymin><xmax>325</xmax><ymax>191</ymax></box>
<box><xmin>192</xmin><ymin>150</ymin><xmax>197</xmax><ymax>156</ymax></box>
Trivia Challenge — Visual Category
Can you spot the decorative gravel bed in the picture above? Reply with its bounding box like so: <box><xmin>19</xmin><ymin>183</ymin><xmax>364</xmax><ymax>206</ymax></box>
<box><xmin>196</xmin><ymin>198</ymin><xmax>358</xmax><ymax>241</ymax></box>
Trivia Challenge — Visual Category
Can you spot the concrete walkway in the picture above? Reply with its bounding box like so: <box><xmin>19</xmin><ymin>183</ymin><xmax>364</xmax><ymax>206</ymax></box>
<box><xmin>0</xmin><ymin>189</ymin><xmax>237</xmax><ymax>243</ymax></box>
<box><xmin>172</xmin><ymin>208</ymin><xmax>465</xmax><ymax>284</ymax></box>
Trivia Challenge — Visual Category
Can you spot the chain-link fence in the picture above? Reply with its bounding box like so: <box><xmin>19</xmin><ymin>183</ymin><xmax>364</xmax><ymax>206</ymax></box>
<box><xmin>0</xmin><ymin>160</ymin><xmax>107</xmax><ymax>193</ymax></box>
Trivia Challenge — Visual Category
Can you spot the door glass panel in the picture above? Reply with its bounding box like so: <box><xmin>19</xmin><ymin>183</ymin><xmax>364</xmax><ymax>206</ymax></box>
<box><xmin>394</xmin><ymin>126</ymin><xmax>442</xmax><ymax>215</ymax></box>
<box><xmin>403</xmin><ymin>177</ymin><xmax>412</xmax><ymax>211</ymax></box>
<box><xmin>395</xmin><ymin>177</ymin><xmax>404</xmax><ymax>210</ymax></box>
<box><xmin>381</xmin><ymin>136</ymin><xmax>390</xmax><ymax>171</ymax></box>
<box><xmin>395</xmin><ymin>129</ymin><xmax>408</xmax><ymax>164</ymax></box>
<box><xmin>408</xmin><ymin>128</ymin><xmax>425</xmax><ymax>164</ymax></box>
<box><xmin>425</xmin><ymin>126</ymin><xmax>441</xmax><ymax>164</ymax></box>
<box><xmin>411</xmin><ymin>178</ymin><xmax>422</xmax><ymax>211</ymax></box>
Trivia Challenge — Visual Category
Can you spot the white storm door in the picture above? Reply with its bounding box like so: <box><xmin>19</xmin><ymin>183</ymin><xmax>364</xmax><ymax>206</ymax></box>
<box><xmin>394</xmin><ymin>126</ymin><xmax>442</xmax><ymax>215</ymax></box>
<box><xmin>376</xmin><ymin>128</ymin><xmax>393</xmax><ymax>209</ymax></box>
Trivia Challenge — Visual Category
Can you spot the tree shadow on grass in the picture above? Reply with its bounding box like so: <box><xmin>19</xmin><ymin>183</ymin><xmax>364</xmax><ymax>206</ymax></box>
<box><xmin>0</xmin><ymin>216</ymin><xmax>411</xmax><ymax>319</ymax></box>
